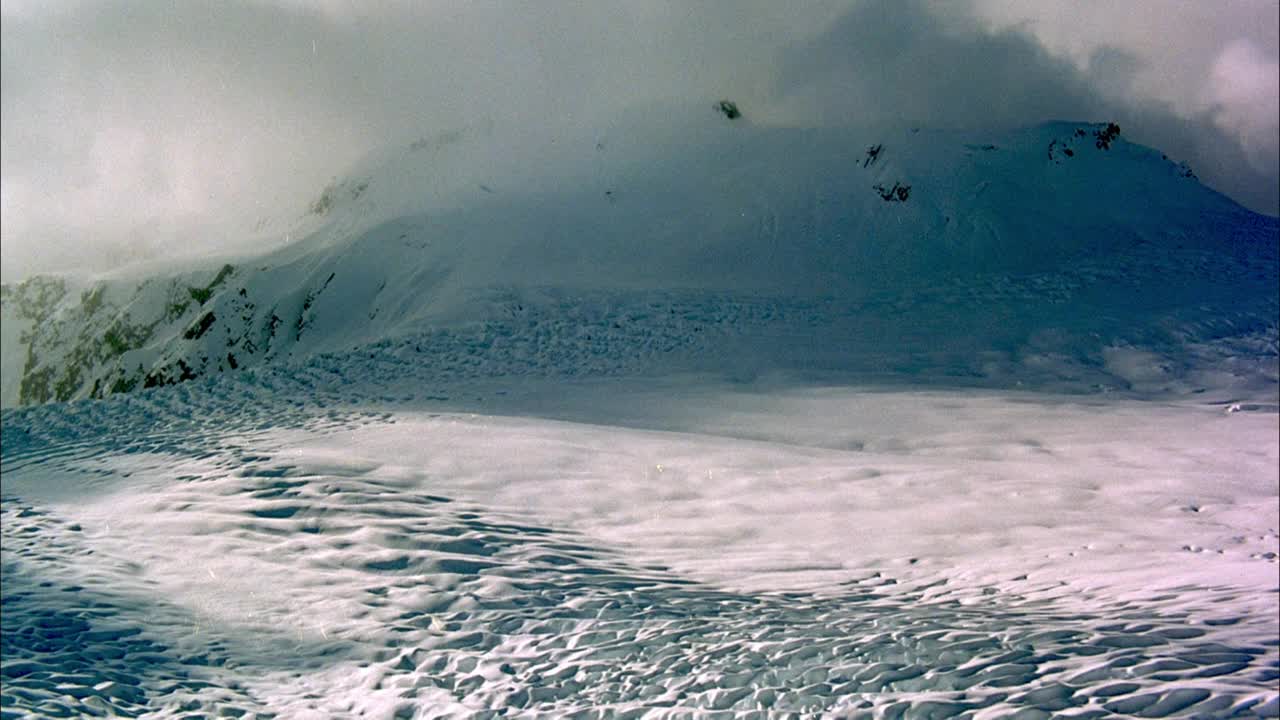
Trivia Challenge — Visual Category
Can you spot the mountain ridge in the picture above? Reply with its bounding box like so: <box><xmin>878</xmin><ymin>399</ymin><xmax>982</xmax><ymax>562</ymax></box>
<box><xmin>2</xmin><ymin>115</ymin><xmax>1276</xmax><ymax>407</ymax></box>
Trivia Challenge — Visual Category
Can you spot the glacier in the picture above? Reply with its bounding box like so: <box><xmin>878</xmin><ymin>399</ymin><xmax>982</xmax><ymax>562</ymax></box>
<box><xmin>1</xmin><ymin>109</ymin><xmax>1277</xmax><ymax>718</ymax></box>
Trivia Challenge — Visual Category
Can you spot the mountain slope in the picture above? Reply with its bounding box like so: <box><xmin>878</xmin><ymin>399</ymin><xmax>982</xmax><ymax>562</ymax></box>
<box><xmin>2</xmin><ymin>108</ymin><xmax>1278</xmax><ymax>719</ymax></box>
<box><xmin>2</xmin><ymin>112</ymin><xmax>1276</xmax><ymax>407</ymax></box>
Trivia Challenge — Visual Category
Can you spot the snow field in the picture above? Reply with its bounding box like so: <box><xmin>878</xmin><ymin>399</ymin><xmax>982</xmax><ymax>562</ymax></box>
<box><xmin>1</xmin><ymin>112</ymin><xmax>1277</xmax><ymax>718</ymax></box>
<box><xmin>2</xmin><ymin>371</ymin><xmax>1277</xmax><ymax>718</ymax></box>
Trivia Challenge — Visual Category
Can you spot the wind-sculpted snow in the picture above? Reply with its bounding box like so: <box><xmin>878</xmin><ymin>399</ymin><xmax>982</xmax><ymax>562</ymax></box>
<box><xmin>3</xmin><ymin>488</ymin><xmax>1277</xmax><ymax>719</ymax></box>
<box><xmin>2</xmin><ymin>113</ymin><xmax>1278</xmax><ymax>718</ymax></box>
<box><xmin>2</xmin><ymin>369</ymin><xmax>1278</xmax><ymax>718</ymax></box>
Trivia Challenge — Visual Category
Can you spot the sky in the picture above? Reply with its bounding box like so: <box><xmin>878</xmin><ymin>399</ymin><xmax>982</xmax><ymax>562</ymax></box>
<box><xmin>1</xmin><ymin>0</ymin><xmax>1277</xmax><ymax>283</ymax></box>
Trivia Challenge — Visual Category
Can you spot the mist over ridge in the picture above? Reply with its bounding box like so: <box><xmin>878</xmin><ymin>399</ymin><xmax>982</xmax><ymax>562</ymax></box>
<box><xmin>2</xmin><ymin>0</ymin><xmax>1277</xmax><ymax>282</ymax></box>
<box><xmin>2</xmin><ymin>111</ymin><xmax>1275</xmax><ymax>409</ymax></box>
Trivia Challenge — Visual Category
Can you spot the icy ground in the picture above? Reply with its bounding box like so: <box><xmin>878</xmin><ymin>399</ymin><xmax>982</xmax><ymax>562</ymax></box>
<box><xmin>2</xmin><ymin>353</ymin><xmax>1277</xmax><ymax>718</ymax></box>
<box><xmin>2</xmin><ymin>117</ymin><xmax>1279</xmax><ymax>718</ymax></box>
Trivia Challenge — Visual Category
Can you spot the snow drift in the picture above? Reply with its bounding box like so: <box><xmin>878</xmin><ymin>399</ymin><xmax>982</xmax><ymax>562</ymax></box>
<box><xmin>2</xmin><ymin>105</ymin><xmax>1278</xmax><ymax>718</ymax></box>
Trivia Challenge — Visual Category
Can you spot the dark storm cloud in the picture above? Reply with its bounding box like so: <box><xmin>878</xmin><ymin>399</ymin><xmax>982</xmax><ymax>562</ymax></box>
<box><xmin>775</xmin><ymin>0</ymin><xmax>1278</xmax><ymax>216</ymax></box>
<box><xmin>1</xmin><ymin>0</ymin><xmax>1275</xmax><ymax>282</ymax></box>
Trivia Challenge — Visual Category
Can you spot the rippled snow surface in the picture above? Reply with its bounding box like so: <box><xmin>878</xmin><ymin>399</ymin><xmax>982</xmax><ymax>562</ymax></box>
<box><xmin>2</xmin><ymin>364</ymin><xmax>1277</xmax><ymax>719</ymax></box>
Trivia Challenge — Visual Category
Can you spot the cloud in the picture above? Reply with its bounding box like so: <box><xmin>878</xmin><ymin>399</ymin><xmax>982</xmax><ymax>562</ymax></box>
<box><xmin>1</xmin><ymin>2</ymin><xmax>375</xmax><ymax>279</ymax></box>
<box><xmin>773</xmin><ymin>1</ymin><xmax>1103</xmax><ymax>129</ymax></box>
<box><xmin>774</xmin><ymin>0</ymin><xmax>1278</xmax><ymax>217</ymax></box>
<box><xmin>1</xmin><ymin>0</ymin><xmax>1276</xmax><ymax>282</ymax></box>
<box><xmin>1</xmin><ymin>1</ymin><xmax>825</xmax><ymax>281</ymax></box>
<box><xmin>1207</xmin><ymin>39</ymin><xmax>1280</xmax><ymax>177</ymax></box>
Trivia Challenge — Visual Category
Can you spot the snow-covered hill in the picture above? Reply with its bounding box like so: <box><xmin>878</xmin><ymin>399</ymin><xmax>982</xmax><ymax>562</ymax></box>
<box><xmin>3</xmin><ymin>110</ymin><xmax>1276</xmax><ymax>408</ymax></box>
<box><xmin>2</xmin><ymin>107</ymin><xmax>1279</xmax><ymax>718</ymax></box>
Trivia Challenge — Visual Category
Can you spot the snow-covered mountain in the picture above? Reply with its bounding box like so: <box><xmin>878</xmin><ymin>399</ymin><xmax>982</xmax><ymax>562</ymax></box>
<box><xmin>2</xmin><ymin>107</ymin><xmax>1278</xmax><ymax>718</ymax></box>
<box><xmin>3</xmin><ymin>110</ymin><xmax>1276</xmax><ymax>408</ymax></box>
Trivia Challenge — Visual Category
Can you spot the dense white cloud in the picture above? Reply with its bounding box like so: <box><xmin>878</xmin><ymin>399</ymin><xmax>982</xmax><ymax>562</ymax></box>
<box><xmin>968</xmin><ymin>0</ymin><xmax>1278</xmax><ymax>207</ymax></box>
<box><xmin>1207</xmin><ymin>39</ymin><xmax>1280</xmax><ymax>176</ymax></box>
<box><xmin>1</xmin><ymin>0</ymin><xmax>1275</xmax><ymax>281</ymax></box>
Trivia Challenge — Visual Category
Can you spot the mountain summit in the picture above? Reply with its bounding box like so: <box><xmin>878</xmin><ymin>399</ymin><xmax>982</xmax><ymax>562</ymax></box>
<box><xmin>2</xmin><ymin>108</ymin><xmax>1278</xmax><ymax>719</ymax></box>
<box><xmin>2</xmin><ymin>110</ymin><xmax>1276</xmax><ymax>407</ymax></box>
